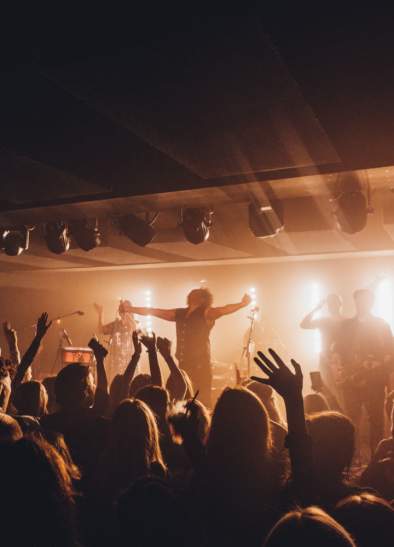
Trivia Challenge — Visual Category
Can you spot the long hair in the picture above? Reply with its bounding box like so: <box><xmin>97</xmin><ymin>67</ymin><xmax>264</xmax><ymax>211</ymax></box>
<box><xmin>307</xmin><ymin>411</ymin><xmax>355</xmax><ymax>479</ymax></box>
<box><xmin>265</xmin><ymin>507</ymin><xmax>356</xmax><ymax>547</ymax></box>
<box><xmin>2</xmin><ymin>437</ymin><xmax>76</xmax><ymax>546</ymax></box>
<box><xmin>95</xmin><ymin>398</ymin><xmax>166</xmax><ymax>500</ymax></box>
<box><xmin>14</xmin><ymin>380</ymin><xmax>48</xmax><ymax>417</ymax></box>
<box><xmin>187</xmin><ymin>288</ymin><xmax>213</xmax><ymax>309</ymax></box>
<box><xmin>335</xmin><ymin>493</ymin><xmax>394</xmax><ymax>547</ymax></box>
<box><xmin>206</xmin><ymin>387</ymin><xmax>273</xmax><ymax>485</ymax></box>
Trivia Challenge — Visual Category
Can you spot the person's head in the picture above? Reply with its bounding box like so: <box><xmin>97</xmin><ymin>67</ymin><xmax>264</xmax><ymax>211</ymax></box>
<box><xmin>307</xmin><ymin>411</ymin><xmax>355</xmax><ymax>480</ymax></box>
<box><xmin>136</xmin><ymin>385</ymin><xmax>169</xmax><ymax>422</ymax></box>
<box><xmin>1</xmin><ymin>436</ymin><xmax>76</xmax><ymax>546</ymax></box>
<box><xmin>187</xmin><ymin>288</ymin><xmax>213</xmax><ymax>309</ymax></box>
<box><xmin>42</xmin><ymin>376</ymin><xmax>58</xmax><ymax>413</ymax></box>
<box><xmin>100</xmin><ymin>398</ymin><xmax>165</xmax><ymax>493</ymax></box>
<box><xmin>119</xmin><ymin>299</ymin><xmax>132</xmax><ymax>317</ymax></box>
<box><xmin>335</xmin><ymin>493</ymin><xmax>394</xmax><ymax>547</ymax></box>
<box><xmin>353</xmin><ymin>288</ymin><xmax>374</xmax><ymax>316</ymax></box>
<box><xmin>264</xmin><ymin>506</ymin><xmax>355</xmax><ymax>547</ymax></box>
<box><xmin>14</xmin><ymin>380</ymin><xmax>48</xmax><ymax>417</ymax></box>
<box><xmin>327</xmin><ymin>294</ymin><xmax>343</xmax><ymax>316</ymax></box>
<box><xmin>0</xmin><ymin>413</ymin><xmax>22</xmax><ymax>444</ymax></box>
<box><xmin>169</xmin><ymin>398</ymin><xmax>211</xmax><ymax>445</ymax></box>
<box><xmin>129</xmin><ymin>374</ymin><xmax>152</xmax><ymax>397</ymax></box>
<box><xmin>207</xmin><ymin>387</ymin><xmax>272</xmax><ymax>481</ymax></box>
<box><xmin>246</xmin><ymin>380</ymin><xmax>283</xmax><ymax>424</ymax></box>
<box><xmin>166</xmin><ymin>368</ymin><xmax>194</xmax><ymax>401</ymax></box>
<box><xmin>304</xmin><ymin>393</ymin><xmax>329</xmax><ymax>416</ymax></box>
<box><xmin>55</xmin><ymin>364</ymin><xmax>95</xmax><ymax>411</ymax></box>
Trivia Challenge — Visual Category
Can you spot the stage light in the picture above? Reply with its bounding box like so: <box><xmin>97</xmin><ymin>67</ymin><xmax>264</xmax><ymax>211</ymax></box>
<box><xmin>309</xmin><ymin>282</ymin><xmax>322</xmax><ymax>354</ymax></box>
<box><xmin>181</xmin><ymin>208</ymin><xmax>213</xmax><ymax>244</ymax></box>
<box><xmin>333</xmin><ymin>172</ymin><xmax>369</xmax><ymax>234</ymax></box>
<box><xmin>44</xmin><ymin>222</ymin><xmax>71</xmax><ymax>254</ymax></box>
<box><xmin>119</xmin><ymin>214</ymin><xmax>156</xmax><ymax>247</ymax></box>
<box><xmin>248</xmin><ymin>201</ymin><xmax>284</xmax><ymax>238</ymax></box>
<box><xmin>70</xmin><ymin>218</ymin><xmax>102</xmax><ymax>251</ymax></box>
<box><xmin>1</xmin><ymin>226</ymin><xmax>31</xmax><ymax>256</ymax></box>
<box><xmin>374</xmin><ymin>278</ymin><xmax>394</xmax><ymax>331</ymax></box>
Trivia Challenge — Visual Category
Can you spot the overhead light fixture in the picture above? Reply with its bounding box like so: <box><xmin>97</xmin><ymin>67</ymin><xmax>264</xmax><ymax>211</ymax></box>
<box><xmin>333</xmin><ymin>172</ymin><xmax>368</xmax><ymax>234</ymax></box>
<box><xmin>181</xmin><ymin>208</ymin><xmax>213</xmax><ymax>244</ymax></box>
<box><xmin>70</xmin><ymin>218</ymin><xmax>102</xmax><ymax>251</ymax></box>
<box><xmin>248</xmin><ymin>200</ymin><xmax>284</xmax><ymax>238</ymax></box>
<box><xmin>118</xmin><ymin>213</ymin><xmax>156</xmax><ymax>247</ymax></box>
<box><xmin>1</xmin><ymin>226</ymin><xmax>31</xmax><ymax>256</ymax></box>
<box><xmin>44</xmin><ymin>221</ymin><xmax>71</xmax><ymax>254</ymax></box>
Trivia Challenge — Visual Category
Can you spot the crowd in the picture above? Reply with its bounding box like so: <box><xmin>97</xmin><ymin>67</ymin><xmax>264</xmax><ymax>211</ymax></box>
<box><xmin>0</xmin><ymin>308</ymin><xmax>394</xmax><ymax>547</ymax></box>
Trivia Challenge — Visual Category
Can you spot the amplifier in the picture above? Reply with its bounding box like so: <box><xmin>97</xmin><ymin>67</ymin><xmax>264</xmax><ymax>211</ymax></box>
<box><xmin>62</xmin><ymin>347</ymin><xmax>94</xmax><ymax>365</ymax></box>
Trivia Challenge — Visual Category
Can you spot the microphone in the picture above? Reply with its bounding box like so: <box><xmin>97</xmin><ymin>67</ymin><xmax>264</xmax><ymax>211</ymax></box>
<box><xmin>77</xmin><ymin>311</ymin><xmax>84</xmax><ymax>316</ymax></box>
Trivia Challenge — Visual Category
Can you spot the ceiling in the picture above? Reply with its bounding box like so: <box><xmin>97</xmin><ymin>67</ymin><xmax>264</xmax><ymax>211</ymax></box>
<box><xmin>2</xmin><ymin>12</ymin><xmax>394</xmax><ymax>272</ymax></box>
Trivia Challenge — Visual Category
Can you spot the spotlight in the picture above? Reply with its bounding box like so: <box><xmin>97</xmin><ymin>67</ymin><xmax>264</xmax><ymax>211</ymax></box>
<box><xmin>181</xmin><ymin>208</ymin><xmax>213</xmax><ymax>244</ymax></box>
<box><xmin>44</xmin><ymin>221</ymin><xmax>70</xmax><ymax>254</ymax></box>
<box><xmin>70</xmin><ymin>219</ymin><xmax>102</xmax><ymax>251</ymax></box>
<box><xmin>248</xmin><ymin>201</ymin><xmax>284</xmax><ymax>238</ymax></box>
<box><xmin>333</xmin><ymin>172</ymin><xmax>369</xmax><ymax>234</ymax></box>
<box><xmin>334</xmin><ymin>191</ymin><xmax>367</xmax><ymax>234</ymax></box>
<box><xmin>119</xmin><ymin>214</ymin><xmax>156</xmax><ymax>247</ymax></box>
<box><xmin>1</xmin><ymin>226</ymin><xmax>31</xmax><ymax>256</ymax></box>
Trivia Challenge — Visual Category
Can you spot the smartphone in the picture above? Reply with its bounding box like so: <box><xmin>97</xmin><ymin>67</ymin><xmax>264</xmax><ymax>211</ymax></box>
<box><xmin>310</xmin><ymin>371</ymin><xmax>323</xmax><ymax>392</ymax></box>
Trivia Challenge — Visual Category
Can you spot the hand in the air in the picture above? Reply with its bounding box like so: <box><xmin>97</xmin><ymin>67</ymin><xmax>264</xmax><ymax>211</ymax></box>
<box><xmin>94</xmin><ymin>303</ymin><xmax>103</xmax><ymax>315</ymax></box>
<box><xmin>140</xmin><ymin>332</ymin><xmax>156</xmax><ymax>352</ymax></box>
<box><xmin>157</xmin><ymin>336</ymin><xmax>172</xmax><ymax>359</ymax></box>
<box><xmin>88</xmin><ymin>337</ymin><xmax>108</xmax><ymax>360</ymax></box>
<box><xmin>242</xmin><ymin>293</ymin><xmax>252</xmax><ymax>306</ymax></box>
<box><xmin>3</xmin><ymin>322</ymin><xmax>17</xmax><ymax>342</ymax></box>
<box><xmin>36</xmin><ymin>313</ymin><xmax>52</xmax><ymax>339</ymax></box>
<box><xmin>251</xmin><ymin>348</ymin><xmax>303</xmax><ymax>400</ymax></box>
<box><xmin>132</xmin><ymin>330</ymin><xmax>142</xmax><ymax>356</ymax></box>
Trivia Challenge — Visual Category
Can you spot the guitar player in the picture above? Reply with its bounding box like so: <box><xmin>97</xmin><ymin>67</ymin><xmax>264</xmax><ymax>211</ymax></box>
<box><xmin>339</xmin><ymin>289</ymin><xmax>394</xmax><ymax>455</ymax></box>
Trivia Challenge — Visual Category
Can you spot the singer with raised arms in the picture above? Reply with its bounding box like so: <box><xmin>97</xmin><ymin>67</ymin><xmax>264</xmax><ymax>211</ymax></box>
<box><xmin>122</xmin><ymin>289</ymin><xmax>252</xmax><ymax>406</ymax></box>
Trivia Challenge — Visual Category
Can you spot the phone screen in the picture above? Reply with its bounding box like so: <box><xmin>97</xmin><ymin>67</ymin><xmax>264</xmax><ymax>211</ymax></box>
<box><xmin>310</xmin><ymin>371</ymin><xmax>323</xmax><ymax>392</ymax></box>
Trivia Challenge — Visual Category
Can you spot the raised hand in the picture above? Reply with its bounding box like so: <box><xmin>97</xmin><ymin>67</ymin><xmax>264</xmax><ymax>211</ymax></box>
<box><xmin>88</xmin><ymin>337</ymin><xmax>108</xmax><ymax>360</ymax></box>
<box><xmin>3</xmin><ymin>321</ymin><xmax>17</xmax><ymax>342</ymax></box>
<box><xmin>140</xmin><ymin>332</ymin><xmax>156</xmax><ymax>352</ymax></box>
<box><xmin>36</xmin><ymin>313</ymin><xmax>52</xmax><ymax>339</ymax></box>
<box><xmin>132</xmin><ymin>330</ymin><xmax>142</xmax><ymax>356</ymax></box>
<box><xmin>252</xmin><ymin>348</ymin><xmax>303</xmax><ymax>400</ymax></box>
<box><xmin>157</xmin><ymin>336</ymin><xmax>172</xmax><ymax>359</ymax></box>
<box><xmin>242</xmin><ymin>293</ymin><xmax>252</xmax><ymax>306</ymax></box>
<box><xmin>94</xmin><ymin>303</ymin><xmax>103</xmax><ymax>316</ymax></box>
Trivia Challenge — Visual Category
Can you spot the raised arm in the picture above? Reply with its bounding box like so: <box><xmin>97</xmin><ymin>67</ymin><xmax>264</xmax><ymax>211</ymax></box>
<box><xmin>207</xmin><ymin>293</ymin><xmax>251</xmax><ymax>321</ymax></box>
<box><xmin>252</xmin><ymin>348</ymin><xmax>312</xmax><ymax>497</ymax></box>
<box><xmin>157</xmin><ymin>336</ymin><xmax>187</xmax><ymax>400</ymax></box>
<box><xmin>11</xmin><ymin>313</ymin><xmax>52</xmax><ymax>394</ymax></box>
<box><xmin>300</xmin><ymin>300</ymin><xmax>325</xmax><ymax>329</ymax></box>
<box><xmin>123</xmin><ymin>331</ymin><xmax>142</xmax><ymax>387</ymax></box>
<box><xmin>88</xmin><ymin>338</ymin><xmax>110</xmax><ymax>415</ymax></box>
<box><xmin>3</xmin><ymin>322</ymin><xmax>21</xmax><ymax>366</ymax></box>
<box><xmin>141</xmin><ymin>333</ymin><xmax>163</xmax><ymax>387</ymax></box>
<box><xmin>123</xmin><ymin>304</ymin><xmax>176</xmax><ymax>322</ymax></box>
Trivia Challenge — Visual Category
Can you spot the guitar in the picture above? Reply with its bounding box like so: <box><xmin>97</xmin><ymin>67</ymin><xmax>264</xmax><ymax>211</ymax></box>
<box><xmin>330</xmin><ymin>353</ymin><xmax>391</xmax><ymax>389</ymax></box>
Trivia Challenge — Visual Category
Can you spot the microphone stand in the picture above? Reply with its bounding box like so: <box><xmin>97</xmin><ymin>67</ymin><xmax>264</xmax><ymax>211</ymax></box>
<box><xmin>239</xmin><ymin>309</ymin><xmax>258</xmax><ymax>380</ymax></box>
<box><xmin>19</xmin><ymin>310</ymin><xmax>84</xmax><ymax>331</ymax></box>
